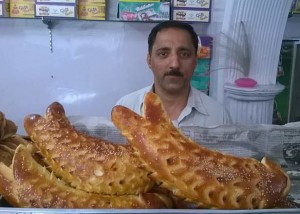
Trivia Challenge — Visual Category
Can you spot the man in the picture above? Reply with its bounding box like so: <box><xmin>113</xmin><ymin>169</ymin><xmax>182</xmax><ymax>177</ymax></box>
<box><xmin>116</xmin><ymin>21</ymin><xmax>231</xmax><ymax>127</ymax></box>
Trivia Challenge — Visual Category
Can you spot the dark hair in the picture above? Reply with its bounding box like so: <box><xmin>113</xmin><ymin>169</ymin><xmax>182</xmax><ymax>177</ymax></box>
<box><xmin>148</xmin><ymin>21</ymin><xmax>199</xmax><ymax>54</ymax></box>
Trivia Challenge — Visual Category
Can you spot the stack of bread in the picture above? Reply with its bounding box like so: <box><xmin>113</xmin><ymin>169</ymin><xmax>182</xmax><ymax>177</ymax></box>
<box><xmin>0</xmin><ymin>106</ymin><xmax>171</xmax><ymax>209</ymax></box>
<box><xmin>0</xmin><ymin>93</ymin><xmax>297</xmax><ymax>209</ymax></box>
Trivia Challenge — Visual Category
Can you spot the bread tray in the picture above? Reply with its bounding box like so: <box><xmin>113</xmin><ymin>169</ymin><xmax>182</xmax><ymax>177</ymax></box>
<box><xmin>0</xmin><ymin>198</ymin><xmax>299</xmax><ymax>214</ymax></box>
<box><xmin>1</xmin><ymin>124</ymin><xmax>299</xmax><ymax>214</ymax></box>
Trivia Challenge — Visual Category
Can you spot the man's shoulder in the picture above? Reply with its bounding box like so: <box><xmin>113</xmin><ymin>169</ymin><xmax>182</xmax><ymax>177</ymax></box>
<box><xmin>190</xmin><ymin>87</ymin><xmax>226</xmax><ymax>115</ymax></box>
<box><xmin>189</xmin><ymin>87</ymin><xmax>231</xmax><ymax>124</ymax></box>
<box><xmin>191</xmin><ymin>87</ymin><xmax>221</xmax><ymax>105</ymax></box>
<box><xmin>116</xmin><ymin>86</ymin><xmax>151</xmax><ymax>104</ymax></box>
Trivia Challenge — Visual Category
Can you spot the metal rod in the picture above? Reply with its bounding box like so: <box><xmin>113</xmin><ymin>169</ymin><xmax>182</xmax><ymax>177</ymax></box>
<box><xmin>42</xmin><ymin>17</ymin><xmax>54</xmax><ymax>53</ymax></box>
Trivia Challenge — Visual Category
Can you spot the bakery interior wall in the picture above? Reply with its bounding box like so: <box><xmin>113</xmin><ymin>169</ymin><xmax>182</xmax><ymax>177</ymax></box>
<box><xmin>0</xmin><ymin>0</ymin><xmax>221</xmax><ymax>135</ymax></box>
<box><xmin>0</xmin><ymin>0</ymin><xmax>296</xmax><ymax>135</ymax></box>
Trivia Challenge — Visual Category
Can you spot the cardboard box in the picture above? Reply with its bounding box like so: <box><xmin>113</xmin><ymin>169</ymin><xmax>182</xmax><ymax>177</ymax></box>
<box><xmin>78</xmin><ymin>0</ymin><xmax>104</xmax><ymax>5</ymax></box>
<box><xmin>36</xmin><ymin>0</ymin><xmax>76</xmax><ymax>4</ymax></box>
<box><xmin>172</xmin><ymin>8</ymin><xmax>210</xmax><ymax>22</ymax></box>
<box><xmin>173</xmin><ymin>0</ymin><xmax>210</xmax><ymax>9</ymax></box>
<box><xmin>35</xmin><ymin>3</ymin><xmax>77</xmax><ymax>18</ymax></box>
<box><xmin>78</xmin><ymin>4</ymin><xmax>105</xmax><ymax>20</ymax></box>
<box><xmin>10</xmin><ymin>3</ymin><xmax>35</xmax><ymax>18</ymax></box>
<box><xmin>118</xmin><ymin>1</ymin><xmax>170</xmax><ymax>21</ymax></box>
<box><xmin>10</xmin><ymin>0</ymin><xmax>34</xmax><ymax>3</ymax></box>
<box><xmin>120</xmin><ymin>0</ymin><xmax>160</xmax><ymax>2</ymax></box>
<box><xmin>0</xmin><ymin>2</ymin><xmax>9</xmax><ymax>16</ymax></box>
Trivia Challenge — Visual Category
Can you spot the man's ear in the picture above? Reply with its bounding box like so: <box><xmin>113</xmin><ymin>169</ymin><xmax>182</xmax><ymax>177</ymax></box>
<box><xmin>147</xmin><ymin>54</ymin><xmax>151</xmax><ymax>69</ymax></box>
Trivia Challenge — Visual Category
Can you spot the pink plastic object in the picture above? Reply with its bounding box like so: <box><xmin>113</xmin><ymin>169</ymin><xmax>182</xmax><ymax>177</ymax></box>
<box><xmin>235</xmin><ymin>78</ymin><xmax>257</xmax><ymax>88</ymax></box>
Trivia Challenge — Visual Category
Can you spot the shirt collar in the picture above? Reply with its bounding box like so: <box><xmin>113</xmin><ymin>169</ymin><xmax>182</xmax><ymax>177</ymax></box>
<box><xmin>139</xmin><ymin>85</ymin><xmax>154</xmax><ymax>114</ymax></box>
<box><xmin>147</xmin><ymin>84</ymin><xmax>209</xmax><ymax>116</ymax></box>
<box><xmin>187</xmin><ymin>86</ymin><xmax>209</xmax><ymax>116</ymax></box>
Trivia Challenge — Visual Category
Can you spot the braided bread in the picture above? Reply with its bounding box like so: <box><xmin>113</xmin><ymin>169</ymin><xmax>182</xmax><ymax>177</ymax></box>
<box><xmin>0</xmin><ymin>144</ymin><xmax>172</xmax><ymax>208</ymax></box>
<box><xmin>111</xmin><ymin>92</ymin><xmax>291</xmax><ymax>209</ymax></box>
<box><xmin>23</xmin><ymin>102</ymin><xmax>153</xmax><ymax>195</ymax></box>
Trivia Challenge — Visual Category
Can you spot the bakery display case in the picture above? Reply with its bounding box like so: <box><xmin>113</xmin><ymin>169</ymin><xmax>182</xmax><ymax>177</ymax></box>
<box><xmin>1</xmin><ymin>103</ymin><xmax>299</xmax><ymax>213</ymax></box>
<box><xmin>0</xmin><ymin>1</ymin><xmax>299</xmax><ymax>213</ymax></box>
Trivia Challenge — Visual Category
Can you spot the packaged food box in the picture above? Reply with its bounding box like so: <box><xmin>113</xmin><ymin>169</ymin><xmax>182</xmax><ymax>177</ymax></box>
<box><xmin>35</xmin><ymin>0</ymin><xmax>76</xmax><ymax>4</ymax></box>
<box><xmin>78</xmin><ymin>0</ymin><xmax>104</xmax><ymax>5</ymax></box>
<box><xmin>172</xmin><ymin>8</ymin><xmax>210</xmax><ymax>22</ymax></box>
<box><xmin>35</xmin><ymin>3</ymin><xmax>77</xmax><ymax>18</ymax></box>
<box><xmin>10</xmin><ymin>3</ymin><xmax>35</xmax><ymax>18</ymax></box>
<box><xmin>173</xmin><ymin>0</ymin><xmax>210</xmax><ymax>9</ymax></box>
<box><xmin>0</xmin><ymin>2</ymin><xmax>9</xmax><ymax>17</ymax></box>
<box><xmin>118</xmin><ymin>1</ymin><xmax>170</xmax><ymax>21</ymax></box>
<box><xmin>10</xmin><ymin>0</ymin><xmax>34</xmax><ymax>3</ymax></box>
<box><xmin>78</xmin><ymin>3</ymin><xmax>105</xmax><ymax>20</ymax></box>
<box><xmin>120</xmin><ymin>0</ymin><xmax>160</xmax><ymax>2</ymax></box>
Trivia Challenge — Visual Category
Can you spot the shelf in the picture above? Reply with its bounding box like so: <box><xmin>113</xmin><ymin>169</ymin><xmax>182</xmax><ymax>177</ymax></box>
<box><xmin>0</xmin><ymin>17</ymin><xmax>179</xmax><ymax>24</ymax></box>
<box><xmin>0</xmin><ymin>16</ymin><xmax>210</xmax><ymax>25</ymax></box>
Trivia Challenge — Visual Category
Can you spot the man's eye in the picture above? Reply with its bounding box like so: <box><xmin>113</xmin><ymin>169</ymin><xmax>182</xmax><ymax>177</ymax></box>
<box><xmin>158</xmin><ymin>52</ymin><xmax>167</xmax><ymax>57</ymax></box>
<box><xmin>181</xmin><ymin>52</ymin><xmax>191</xmax><ymax>57</ymax></box>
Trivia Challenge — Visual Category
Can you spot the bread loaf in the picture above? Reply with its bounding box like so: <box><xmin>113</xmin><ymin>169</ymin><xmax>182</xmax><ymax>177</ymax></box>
<box><xmin>0</xmin><ymin>143</ymin><xmax>172</xmax><ymax>209</ymax></box>
<box><xmin>23</xmin><ymin>102</ymin><xmax>154</xmax><ymax>195</ymax></box>
<box><xmin>111</xmin><ymin>92</ymin><xmax>291</xmax><ymax>209</ymax></box>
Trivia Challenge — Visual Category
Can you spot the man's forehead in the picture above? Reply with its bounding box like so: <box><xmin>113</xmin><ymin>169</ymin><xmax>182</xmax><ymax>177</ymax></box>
<box><xmin>156</xmin><ymin>27</ymin><xmax>189</xmax><ymax>37</ymax></box>
<box><xmin>153</xmin><ymin>30</ymin><xmax>194</xmax><ymax>49</ymax></box>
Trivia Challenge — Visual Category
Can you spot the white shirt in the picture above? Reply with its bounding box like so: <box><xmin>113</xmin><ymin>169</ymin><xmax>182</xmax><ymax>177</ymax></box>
<box><xmin>116</xmin><ymin>85</ymin><xmax>231</xmax><ymax>128</ymax></box>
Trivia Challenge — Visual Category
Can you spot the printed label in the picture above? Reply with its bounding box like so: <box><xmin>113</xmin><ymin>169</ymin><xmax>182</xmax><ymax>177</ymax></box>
<box><xmin>173</xmin><ymin>0</ymin><xmax>210</xmax><ymax>8</ymax></box>
<box><xmin>173</xmin><ymin>9</ymin><xmax>210</xmax><ymax>22</ymax></box>
<box><xmin>10</xmin><ymin>3</ymin><xmax>35</xmax><ymax>17</ymax></box>
<box><xmin>78</xmin><ymin>4</ymin><xmax>105</xmax><ymax>20</ymax></box>
<box><xmin>35</xmin><ymin>4</ymin><xmax>76</xmax><ymax>18</ymax></box>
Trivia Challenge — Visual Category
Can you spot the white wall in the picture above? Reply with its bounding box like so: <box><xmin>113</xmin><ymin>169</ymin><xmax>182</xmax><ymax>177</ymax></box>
<box><xmin>0</xmin><ymin>22</ymin><xmax>216</xmax><ymax>135</ymax></box>
<box><xmin>4</xmin><ymin>0</ymin><xmax>295</xmax><ymax>133</ymax></box>
<box><xmin>0</xmin><ymin>20</ymin><xmax>153</xmax><ymax>134</ymax></box>
<box><xmin>1</xmin><ymin>1</ymin><xmax>228</xmax><ymax>135</ymax></box>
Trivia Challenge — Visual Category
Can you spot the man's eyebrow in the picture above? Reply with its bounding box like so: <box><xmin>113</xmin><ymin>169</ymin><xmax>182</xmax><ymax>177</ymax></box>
<box><xmin>155</xmin><ymin>47</ymin><xmax>170</xmax><ymax>52</ymax></box>
<box><xmin>177</xmin><ymin>46</ymin><xmax>192</xmax><ymax>52</ymax></box>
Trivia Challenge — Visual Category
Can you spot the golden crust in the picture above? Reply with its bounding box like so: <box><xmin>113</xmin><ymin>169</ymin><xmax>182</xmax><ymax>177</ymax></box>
<box><xmin>2</xmin><ymin>119</ymin><xmax>17</xmax><ymax>140</ymax></box>
<box><xmin>0</xmin><ymin>134</ymin><xmax>30</xmax><ymax>167</ymax></box>
<box><xmin>0</xmin><ymin>112</ymin><xmax>18</xmax><ymax>140</ymax></box>
<box><xmin>0</xmin><ymin>144</ymin><xmax>172</xmax><ymax>209</ymax></box>
<box><xmin>0</xmin><ymin>144</ymin><xmax>15</xmax><ymax>167</ymax></box>
<box><xmin>0</xmin><ymin>163</ymin><xmax>19</xmax><ymax>207</ymax></box>
<box><xmin>0</xmin><ymin>127</ymin><xmax>27</xmax><ymax>207</ymax></box>
<box><xmin>23</xmin><ymin>102</ymin><xmax>154</xmax><ymax>195</ymax></box>
<box><xmin>111</xmin><ymin>92</ymin><xmax>291</xmax><ymax>209</ymax></box>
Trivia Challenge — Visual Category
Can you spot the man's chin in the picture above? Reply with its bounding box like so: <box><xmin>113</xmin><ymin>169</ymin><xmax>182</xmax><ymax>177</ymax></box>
<box><xmin>163</xmin><ymin>85</ymin><xmax>184</xmax><ymax>94</ymax></box>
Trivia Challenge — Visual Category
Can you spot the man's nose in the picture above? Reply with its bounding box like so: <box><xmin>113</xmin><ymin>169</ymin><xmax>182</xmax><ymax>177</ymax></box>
<box><xmin>169</xmin><ymin>54</ymin><xmax>180</xmax><ymax>69</ymax></box>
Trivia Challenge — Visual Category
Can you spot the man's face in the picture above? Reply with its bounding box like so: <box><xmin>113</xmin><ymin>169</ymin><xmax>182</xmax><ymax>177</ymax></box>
<box><xmin>147</xmin><ymin>28</ymin><xmax>197</xmax><ymax>94</ymax></box>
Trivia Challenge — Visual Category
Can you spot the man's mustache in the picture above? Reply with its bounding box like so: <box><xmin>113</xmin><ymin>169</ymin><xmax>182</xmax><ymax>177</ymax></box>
<box><xmin>164</xmin><ymin>70</ymin><xmax>183</xmax><ymax>77</ymax></box>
